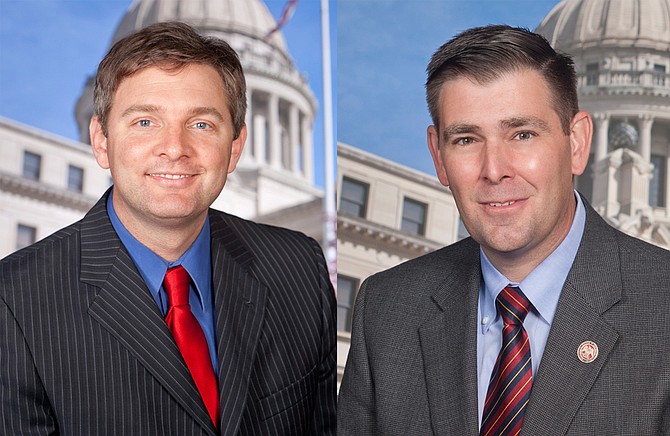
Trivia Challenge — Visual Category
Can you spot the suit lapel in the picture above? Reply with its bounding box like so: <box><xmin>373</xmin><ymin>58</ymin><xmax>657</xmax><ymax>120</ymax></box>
<box><xmin>521</xmin><ymin>203</ymin><xmax>622</xmax><ymax>435</ymax></box>
<box><xmin>209</xmin><ymin>212</ymin><xmax>268</xmax><ymax>436</ymax></box>
<box><xmin>418</xmin><ymin>239</ymin><xmax>481</xmax><ymax>435</ymax></box>
<box><xmin>81</xmin><ymin>193</ymin><xmax>216</xmax><ymax>435</ymax></box>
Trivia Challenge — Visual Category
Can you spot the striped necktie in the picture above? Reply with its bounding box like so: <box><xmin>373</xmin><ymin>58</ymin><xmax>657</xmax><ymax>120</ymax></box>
<box><xmin>480</xmin><ymin>286</ymin><xmax>533</xmax><ymax>436</ymax></box>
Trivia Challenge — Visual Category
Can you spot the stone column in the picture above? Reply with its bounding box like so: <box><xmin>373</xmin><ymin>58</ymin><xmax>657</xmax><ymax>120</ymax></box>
<box><xmin>289</xmin><ymin>104</ymin><xmax>300</xmax><ymax>174</ymax></box>
<box><xmin>253</xmin><ymin>113</ymin><xmax>266</xmax><ymax>164</ymax></box>
<box><xmin>243</xmin><ymin>90</ymin><xmax>253</xmax><ymax>162</ymax></box>
<box><xmin>638</xmin><ymin>114</ymin><xmax>653</xmax><ymax>163</ymax></box>
<box><xmin>591</xmin><ymin>113</ymin><xmax>611</xmax><ymax>214</ymax></box>
<box><xmin>268</xmin><ymin>94</ymin><xmax>281</xmax><ymax>169</ymax></box>
<box><xmin>301</xmin><ymin>115</ymin><xmax>314</xmax><ymax>182</ymax></box>
<box><xmin>593</xmin><ymin>112</ymin><xmax>610</xmax><ymax>161</ymax></box>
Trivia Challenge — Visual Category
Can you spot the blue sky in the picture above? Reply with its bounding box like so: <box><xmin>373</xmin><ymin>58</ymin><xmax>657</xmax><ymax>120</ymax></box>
<box><xmin>338</xmin><ymin>0</ymin><xmax>562</xmax><ymax>176</ymax></box>
<box><xmin>0</xmin><ymin>0</ymin><xmax>335</xmax><ymax>187</ymax></box>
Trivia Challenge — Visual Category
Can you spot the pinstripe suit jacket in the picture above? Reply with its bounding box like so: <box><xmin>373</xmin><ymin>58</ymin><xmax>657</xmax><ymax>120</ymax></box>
<box><xmin>338</xmin><ymin>199</ymin><xmax>670</xmax><ymax>435</ymax></box>
<box><xmin>0</xmin><ymin>191</ymin><xmax>336</xmax><ymax>435</ymax></box>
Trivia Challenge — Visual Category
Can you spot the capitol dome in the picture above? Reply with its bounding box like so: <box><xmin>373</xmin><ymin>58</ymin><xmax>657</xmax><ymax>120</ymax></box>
<box><xmin>109</xmin><ymin>0</ymin><xmax>288</xmax><ymax>52</ymax></box>
<box><xmin>537</xmin><ymin>0</ymin><xmax>670</xmax><ymax>52</ymax></box>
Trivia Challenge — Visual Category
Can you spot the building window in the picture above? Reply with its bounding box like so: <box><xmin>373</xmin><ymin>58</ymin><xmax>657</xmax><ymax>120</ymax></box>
<box><xmin>337</xmin><ymin>275</ymin><xmax>358</xmax><ymax>332</ymax></box>
<box><xmin>22</xmin><ymin>151</ymin><xmax>41</xmax><ymax>180</ymax></box>
<box><xmin>650</xmin><ymin>154</ymin><xmax>667</xmax><ymax>208</ymax></box>
<box><xmin>340</xmin><ymin>177</ymin><xmax>369</xmax><ymax>218</ymax></box>
<box><xmin>653</xmin><ymin>64</ymin><xmax>666</xmax><ymax>87</ymax></box>
<box><xmin>401</xmin><ymin>197</ymin><xmax>427</xmax><ymax>236</ymax></box>
<box><xmin>586</xmin><ymin>63</ymin><xmax>599</xmax><ymax>86</ymax></box>
<box><xmin>16</xmin><ymin>224</ymin><xmax>36</xmax><ymax>250</ymax></box>
<box><xmin>67</xmin><ymin>165</ymin><xmax>84</xmax><ymax>192</ymax></box>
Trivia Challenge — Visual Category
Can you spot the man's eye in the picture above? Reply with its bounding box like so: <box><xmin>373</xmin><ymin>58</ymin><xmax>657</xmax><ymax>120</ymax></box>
<box><xmin>137</xmin><ymin>119</ymin><xmax>152</xmax><ymax>127</ymax></box>
<box><xmin>514</xmin><ymin>131</ymin><xmax>535</xmax><ymax>140</ymax></box>
<box><xmin>194</xmin><ymin>122</ymin><xmax>210</xmax><ymax>129</ymax></box>
<box><xmin>455</xmin><ymin>137</ymin><xmax>475</xmax><ymax>145</ymax></box>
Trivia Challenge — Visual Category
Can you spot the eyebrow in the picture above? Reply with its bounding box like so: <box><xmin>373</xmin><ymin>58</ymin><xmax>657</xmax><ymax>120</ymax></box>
<box><xmin>120</xmin><ymin>104</ymin><xmax>226</xmax><ymax>122</ymax></box>
<box><xmin>121</xmin><ymin>104</ymin><xmax>161</xmax><ymax>118</ymax></box>
<box><xmin>441</xmin><ymin>116</ymin><xmax>551</xmax><ymax>142</ymax></box>
<box><xmin>187</xmin><ymin>107</ymin><xmax>226</xmax><ymax>122</ymax></box>
<box><xmin>442</xmin><ymin>124</ymin><xmax>480</xmax><ymax>142</ymax></box>
<box><xmin>499</xmin><ymin>116</ymin><xmax>550</xmax><ymax>132</ymax></box>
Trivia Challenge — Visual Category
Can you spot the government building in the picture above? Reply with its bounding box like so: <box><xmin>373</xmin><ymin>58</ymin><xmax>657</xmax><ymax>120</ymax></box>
<box><xmin>337</xmin><ymin>0</ymin><xmax>670</xmax><ymax>386</ymax></box>
<box><xmin>0</xmin><ymin>0</ymin><xmax>325</xmax><ymax>259</ymax></box>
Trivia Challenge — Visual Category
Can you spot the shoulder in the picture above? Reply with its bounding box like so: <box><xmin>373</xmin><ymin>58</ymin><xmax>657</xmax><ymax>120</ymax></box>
<box><xmin>579</xmin><ymin>206</ymin><xmax>670</xmax><ymax>305</ymax></box>
<box><xmin>0</xmin><ymin>221</ymin><xmax>82</xmax><ymax>300</ymax></box>
<box><xmin>207</xmin><ymin>209</ymin><xmax>328</xmax><ymax>289</ymax></box>
<box><xmin>208</xmin><ymin>208</ymin><xmax>321</xmax><ymax>259</ymax></box>
<box><xmin>614</xmin><ymin>228</ymin><xmax>670</xmax><ymax>282</ymax></box>
<box><xmin>0</xmin><ymin>220</ymin><xmax>82</xmax><ymax>268</ymax></box>
<box><xmin>367</xmin><ymin>236</ymin><xmax>478</xmax><ymax>283</ymax></box>
<box><xmin>583</xmin><ymin>204</ymin><xmax>670</xmax><ymax>271</ymax></box>
<box><xmin>360</xmin><ymin>236</ymin><xmax>479</xmax><ymax>304</ymax></box>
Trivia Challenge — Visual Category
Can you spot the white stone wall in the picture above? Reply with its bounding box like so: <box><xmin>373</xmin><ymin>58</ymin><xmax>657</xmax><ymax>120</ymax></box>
<box><xmin>0</xmin><ymin>118</ymin><xmax>111</xmax><ymax>258</ymax></box>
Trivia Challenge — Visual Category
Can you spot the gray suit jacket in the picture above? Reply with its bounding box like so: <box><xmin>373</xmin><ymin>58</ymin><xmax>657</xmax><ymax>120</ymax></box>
<box><xmin>0</xmin><ymin>191</ymin><xmax>336</xmax><ymax>435</ymax></box>
<box><xmin>338</xmin><ymin>200</ymin><xmax>670</xmax><ymax>435</ymax></box>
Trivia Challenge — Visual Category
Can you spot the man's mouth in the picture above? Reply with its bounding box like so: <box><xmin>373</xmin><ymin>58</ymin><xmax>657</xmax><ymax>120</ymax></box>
<box><xmin>148</xmin><ymin>173</ymin><xmax>193</xmax><ymax>180</ymax></box>
<box><xmin>488</xmin><ymin>200</ymin><xmax>516</xmax><ymax>207</ymax></box>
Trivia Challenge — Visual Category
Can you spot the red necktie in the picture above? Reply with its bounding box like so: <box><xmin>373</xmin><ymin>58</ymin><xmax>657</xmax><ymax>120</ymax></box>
<box><xmin>480</xmin><ymin>286</ymin><xmax>533</xmax><ymax>436</ymax></box>
<box><xmin>163</xmin><ymin>265</ymin><xmax>219</xmax><ymax>428</ymax></box>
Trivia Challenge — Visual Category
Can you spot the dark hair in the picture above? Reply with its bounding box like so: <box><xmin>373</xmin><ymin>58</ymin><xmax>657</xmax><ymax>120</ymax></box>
<box><xmin>426</xmin><ymin>25</ymin><xmax>578</xmax><ymax>135</ymax></box>
<box><xmin>94</xmin><ymin>21</ymin><xmax>246</xmax><ymax>138</ymax></box>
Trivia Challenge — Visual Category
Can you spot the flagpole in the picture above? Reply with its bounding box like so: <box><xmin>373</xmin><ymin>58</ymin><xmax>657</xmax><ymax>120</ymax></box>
<box><xmin>320</xmin><ymin>0</ymin><xmax>337</xmax><ymax>290</ymax></box>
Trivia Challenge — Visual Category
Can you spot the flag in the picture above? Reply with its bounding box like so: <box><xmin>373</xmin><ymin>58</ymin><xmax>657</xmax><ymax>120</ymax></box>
<box><xmin>266</xmin><ymin>0</ymin><xmax>298</xmax><ymax>39</ymax></box>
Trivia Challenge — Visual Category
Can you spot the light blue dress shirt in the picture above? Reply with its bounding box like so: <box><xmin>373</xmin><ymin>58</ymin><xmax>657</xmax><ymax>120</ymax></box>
<box><xmin>107</xmin><ymin>194</ymin><xmax>218</xmax><ymax>372</ymax></box>
<box><xmin>476</xmin><ymin>193</ymin><xmax>586</xmax><ymax>424</ymax></box>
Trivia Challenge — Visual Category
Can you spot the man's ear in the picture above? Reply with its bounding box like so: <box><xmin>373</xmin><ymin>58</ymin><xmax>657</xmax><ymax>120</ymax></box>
<box><xmin>90</xmin><ymin>116</ymin><xmax>110</xmax><ymax>170</ymax></box>
<box><xmin>427</xmin><ymin>125</ymin><xmax>449</xmax><ymax>186</ymax></box>
<box><xmin>227</xmin><ymin>124</ymin><xmax>247</xmax><ymax>174</ymax></box>
<box><xmin>569</xmin><ymin>110</ymin><xmax>593</xmax><ymax>176</ymax></box>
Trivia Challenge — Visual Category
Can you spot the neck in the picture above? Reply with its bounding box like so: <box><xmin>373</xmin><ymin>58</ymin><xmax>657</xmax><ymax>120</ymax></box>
<box><xmin>484</xmin><ymin>251</ymin><xmax>545</xmax><ymax>283</ymax></box>
<box><xmin>112</xmin><ymin>202</ymin><xmax>206</xmax><ymax>263</ymax></box>
<box><xmin>131</xmin><ymin>221</ymin><xmax>204</xmax><ymax>263</ymax></box>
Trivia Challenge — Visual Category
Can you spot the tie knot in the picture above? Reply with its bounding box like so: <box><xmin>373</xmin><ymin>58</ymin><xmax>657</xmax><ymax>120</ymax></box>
<box><xmin>496</xmin><ymin>286</ymin><xmax>531</xmax><ymax>326</ymax></box>
<box><xmin>163</xmin><ymin>265</ymin><xmax>191</xmax><ymax>308</ymax></box>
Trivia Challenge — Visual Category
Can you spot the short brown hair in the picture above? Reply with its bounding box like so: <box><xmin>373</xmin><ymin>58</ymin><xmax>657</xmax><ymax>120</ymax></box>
<box><xmin>426</xmin><ymin>25</ymin><xmax>578</xmax><ymax>135</ymax></box>
<box><xmin>94</xmin><ymin>21</ymin><xmax>247</xmax><ymax>138</ymax></box>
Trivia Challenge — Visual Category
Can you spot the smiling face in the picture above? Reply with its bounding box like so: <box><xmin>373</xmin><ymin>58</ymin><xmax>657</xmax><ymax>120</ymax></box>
<box><xmin>427</xmin><ymin>69</ymin><xmax>592</xmax><ymax>279</ymax></box>
<box><xmin>91</xmin><ymin>63</ymin><xmax>246</xmax><ymax>234</ymax></box>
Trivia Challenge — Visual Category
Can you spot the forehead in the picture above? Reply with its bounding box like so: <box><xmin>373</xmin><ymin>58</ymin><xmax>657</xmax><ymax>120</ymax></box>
<box><xmin>116</xmin><ymin>63</ymin><xmax>224</xmax><ymax>91</ymax></box>
<box><xmin>111</xmin><ymin>64</ymin><xmax>230</xmax><ymax>112</ymax></box>
<box><xmin>437</xmin><ymin>69</ymin><xmax>559</xmax><ymax>127</ymax></box>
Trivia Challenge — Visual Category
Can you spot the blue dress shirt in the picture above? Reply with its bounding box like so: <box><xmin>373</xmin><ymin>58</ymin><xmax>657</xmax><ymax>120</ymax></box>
<box><xmin>107</xmin><ymin>194</ymin><xmax>218</xmax><ymax>372</ymax></box>
<box><xmin>476</xmin><ymin>192</ymin><xmax>586</xmax><ymax>424</ymax></box>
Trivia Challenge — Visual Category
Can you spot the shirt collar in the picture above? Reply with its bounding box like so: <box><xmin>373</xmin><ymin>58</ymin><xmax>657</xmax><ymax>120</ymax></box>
<box><xmin>479</xmin><ymin>192</ymin><xmax>586</xmax><ymax>332</ymax></box>
<box><xmin>106</xmin><ymin>192</ymin><xmax>212</xmax><ymax>310</ymax></box>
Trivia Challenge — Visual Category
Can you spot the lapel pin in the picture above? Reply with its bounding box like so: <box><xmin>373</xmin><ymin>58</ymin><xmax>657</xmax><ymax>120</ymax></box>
<box><xmin>577</xmin><ymin>340</ymin><xmax>598</xmax><ymax>363</ymax></box>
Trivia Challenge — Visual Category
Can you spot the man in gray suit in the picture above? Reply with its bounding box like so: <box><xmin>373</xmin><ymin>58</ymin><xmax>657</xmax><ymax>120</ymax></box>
<box><xmin>1</xmin><ymin>22</ymin><xmax>336</xmax><ymax>435</ymax></box>
<box><xmin>338</xmin><ymin>25</ymin><xmax>670</xmax><ymax>435</ymax></box>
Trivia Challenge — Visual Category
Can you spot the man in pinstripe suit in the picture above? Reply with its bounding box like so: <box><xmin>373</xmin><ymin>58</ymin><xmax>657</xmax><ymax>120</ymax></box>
<box><xmin>0</xmin><ymin>22</ymin><xmax>336</xmax><ymax>435</ymax></box>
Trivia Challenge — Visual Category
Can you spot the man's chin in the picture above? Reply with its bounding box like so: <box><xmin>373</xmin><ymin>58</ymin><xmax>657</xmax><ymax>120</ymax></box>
<box><xmin>144</xmin><ymin>205</ymin><xmax>207</xmax><ymax>225</ymax></box>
